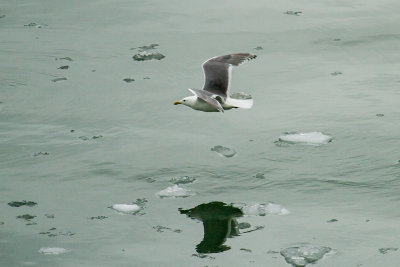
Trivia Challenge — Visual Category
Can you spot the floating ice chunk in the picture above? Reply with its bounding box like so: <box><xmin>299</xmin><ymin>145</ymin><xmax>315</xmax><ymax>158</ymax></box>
<box><xmin>156</xmin><ymin>185</ymin><xmax>195</xmax><ymax>198</ymax></box>
<box><xmin>8</xmin><ymin>200</ymin><xmax>37</xmax><ymax>207</ymax></box>
<box><xmin>132</xmin><ymin>51</ymin><xmax>165</xmax><ymax>61</ymax></box>
<box><xmin>280</xmin><ymin>245</ymin><xmax>332</xmax><ymax>267</ymax></box>
<box><xmin>170</xmin><ymin>176</ymin><xmax>196</xmax><ymax>185</ymax></box>
<box><xmin>211</xmin><ymin>145</ymin><xmax>236</xmax><ymax>158</ymax></box>
<box><xmin>278</xmin><ymin>132</ymin><xmax>332</xmax><ymax>145</ymax></box>
<box><xmin>38</xmin><ymin>247</ymin><xmax>70</xmax><ymax>255</ymax></box>
<box><xmin>111</xmin><ymin>204</ymin><xmax>140</xmax><ymax>214</ymax></box>
<box><xmin>240</xmin><ymin>203</ymin><xmax>289</xmax><ymax>216</ymax></box>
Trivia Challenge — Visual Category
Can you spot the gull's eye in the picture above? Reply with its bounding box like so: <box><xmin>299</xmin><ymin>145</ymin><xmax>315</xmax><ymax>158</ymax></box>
<box><xmin>183</xmin><ymin>100</ymin><xmax>186</xmax><ymax>102</ymax></box>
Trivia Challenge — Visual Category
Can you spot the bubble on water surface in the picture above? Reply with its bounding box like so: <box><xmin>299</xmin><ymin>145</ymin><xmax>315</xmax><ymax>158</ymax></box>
<box><xmin>156</xmin><ymin>185</ymin><xmax>195</xmax><ymax>198</ymax></box>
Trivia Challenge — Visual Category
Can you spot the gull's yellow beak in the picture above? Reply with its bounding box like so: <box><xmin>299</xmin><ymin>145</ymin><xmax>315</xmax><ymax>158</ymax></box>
<box><xmin>174</xmin><ymin>101</ymin><xmax>182</xmax><ymax>105</ymax></box>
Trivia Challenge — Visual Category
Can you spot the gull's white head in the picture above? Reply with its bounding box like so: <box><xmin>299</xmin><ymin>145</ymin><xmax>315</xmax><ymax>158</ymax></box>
<box><xmin>174</xmin><ymin>95</ymin><xmax>197</xmax><ymax>108</ymax></box>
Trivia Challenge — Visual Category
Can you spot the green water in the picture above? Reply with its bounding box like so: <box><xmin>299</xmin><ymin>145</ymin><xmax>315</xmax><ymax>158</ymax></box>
<box><xmin>1</xmin><ymin>0</ymin><xmax>400</xmax><ymax>266</ymax></box>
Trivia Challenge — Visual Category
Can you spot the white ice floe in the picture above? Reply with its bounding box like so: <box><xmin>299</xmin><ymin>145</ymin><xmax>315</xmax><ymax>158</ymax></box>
<box><xmin>156</xmin><ymin>185</ymin><xmax>195</xmax><ymax>198</ymax></box>
<box><xmin>111</xmin><ymin>204</ymin><xmax>141</xmax><ymax>214</ymax></box>
<box><xmin>239</xmin><ymin>203</ymin><xmax>290</xmax><ymax>216</ymax></box>
<box><xmin>278</xmin><ymin>132</ymin><xmax>332</xmax><ymax>145</ymax></box>
<box><xmin>280</xmin><ymin>245</ymin><xmax>334</xmax><ymax>267</ymax></box>
<box><xmin>38</xmin><ymin>247</ymin><xmax>70</xmax><ymax>255</ymax></box>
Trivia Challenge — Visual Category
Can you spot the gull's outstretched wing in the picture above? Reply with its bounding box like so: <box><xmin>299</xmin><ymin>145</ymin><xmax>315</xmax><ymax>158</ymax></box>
<box><xmin>202</xmin><ymin>53</ymin><xmax>257</xmax><ymax>97</ymax></box>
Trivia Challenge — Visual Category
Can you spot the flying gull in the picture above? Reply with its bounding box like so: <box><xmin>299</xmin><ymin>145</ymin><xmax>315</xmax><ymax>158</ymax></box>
<box><xmin>174</xmin><ymin>53</ymin><xmax>256</xmax><ymax>112</ymax></box>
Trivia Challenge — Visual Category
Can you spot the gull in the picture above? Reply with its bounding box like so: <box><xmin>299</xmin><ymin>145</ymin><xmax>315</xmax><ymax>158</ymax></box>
<box><xmin>174</xmin><ymin>53</ymin><xmax>256</xmax><ymax>112</ymax></box>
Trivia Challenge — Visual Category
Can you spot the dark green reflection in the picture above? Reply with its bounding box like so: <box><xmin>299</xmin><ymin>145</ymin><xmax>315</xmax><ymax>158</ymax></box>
<box><xmin>179</xmin><ymin>201</ymin><xmax>243</xmax><ymax>253</ymax></box>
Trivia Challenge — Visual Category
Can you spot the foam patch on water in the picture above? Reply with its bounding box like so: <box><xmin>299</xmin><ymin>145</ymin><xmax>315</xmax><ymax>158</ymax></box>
<box><xmin>278</xmin><ymin>132</ymin><xmax>332</xmax><ymax>145</ymax></box>
<box><xmin>156</xmin><ymin>185</ymin><xmax>195</xmax><ymax>198</ymax></box>
<box><xmin>38</xmin><ymin>247</ymin><xmax>70</xmax><ymax>255</ymax></box>
<box><xmin>111</xmin><ymin>204</ymin><xmax>141</xmax><ymax>214</ymax></box>
<box><xmin>237</xmin><ymin>203</ymin><xmax>290</xmax><ymax>216</ymax></box>
<box><xmin>280</xmin><ymin>245</ymin><xmax>333</xmax><ymax>267</ymax></box>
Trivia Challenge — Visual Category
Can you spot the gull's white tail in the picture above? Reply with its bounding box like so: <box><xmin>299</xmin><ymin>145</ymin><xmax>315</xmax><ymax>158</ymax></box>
<box><xmin>225</xmin><ymin>97</ymin><xmax>254</xmax><ymax>109</ymax></box>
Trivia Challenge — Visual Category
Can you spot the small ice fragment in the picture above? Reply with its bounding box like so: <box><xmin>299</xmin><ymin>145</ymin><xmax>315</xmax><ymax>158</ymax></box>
<box><xmin>378</xmin><ymin>248</ymin><xmax>398</xmax><ymax>254</ymax></box>
<box><xmin>34</xmin><ymin>152</ymin><xmax>49</xmax><ymax>157</ymax></box>
<box><xmin>240</xmin><ymin>203</ymin><xmax>289</xmax><ymax>216</ymax></box>
<box><xmin>131</xmin><ymin>44</ymin><xmax>160</xmax><ymax>51</ymax></box>
<box><xmin>156</xmin><ymin>185</ymin><xmax>195</xmax><ymax>198</ymax></box>
<box><xmin>90</xmin><ymin>216</ymin><xmax>108</xmax><ymax>220</ymax></box>
<box><xmin>132</xmin><ymin>51</ymin><xmax>165</xmax><ymax>61</ymax></box>
<box><xmin>284</xmin><ymin>11</ymin><xmax>302</xmax><ymax>16</ymax></box>
<box><xmin>56</xmin><ymin>57</ymin><xmax>73</xmax><ymax>61</ymax></box>
<box><xmin>16</xmin><ymin>214</ymin><xmax>36</xmax><ymax>221</ymax></box>
<box><xmin>58</xmin><ymin>65</ymin><xmax>69</xmax><ymax>70</ymax></box>
<box><xmin>376</xmin><ymin>113</ymin><xmax>384</xmax><ymax>117</ymax></box>
<box><xmin>230</xmin><ymin>92</ymin><xmax>252</xmax><ymax>100</ymax></box>
<box><xmin>170</xmin><ymin>176</ymin><xmax>196</xmax><ymax>185</ymax></box>
<box><xmin>111</xmin><ymin>204</ymin><xmax>140</xmax><ymax>213</ymax></box>
<box><xmin>123</xmin><ymin>78</ymin><xmax>135</xmax><ymax>83</ymax></box>
<box><xmin>24</xmin><ymin>22</ymin><xmax>37</xmax><ymax>27</ymax></box>
<box><xmin>38</xmin><ymin>247</ymin><xmax>70</xmax><ymax>255</ymax></box>
<box><xmin>51</xmin><ymin>77</ymin><xmax>67</xmax><ymax>82</ymax></box>
<box><xmin>331</xmin><ymin>71</ymin><xmax>342</xmax><ymax>76</ymax></box>
<box><xmin>211</xmin><ymin>145</ymin><xmax>236</xmax><ymax>158</ymax></box>
<box><xmin>254</xmin><ymin>46</ymin><xmax>264</xmax><ymax>50</ymax></box>
<box><xmin>255</xmin><ymin>173</ymin><xmax>265</xmax><ymax>179</ymax></box>
<box><xmin>280</xmin><ymin>245</ymin><xmax>332</xmax><ymax>267</ymax></box>
<box><xmin>8</xmin><ymin>200</ymin><xmax>37</xmax><ymax>207</ymax></box>
<box><xmin>278</xmin><ymin>132</ymin><xmax>332</xmax><ymax>145</ymax></box>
